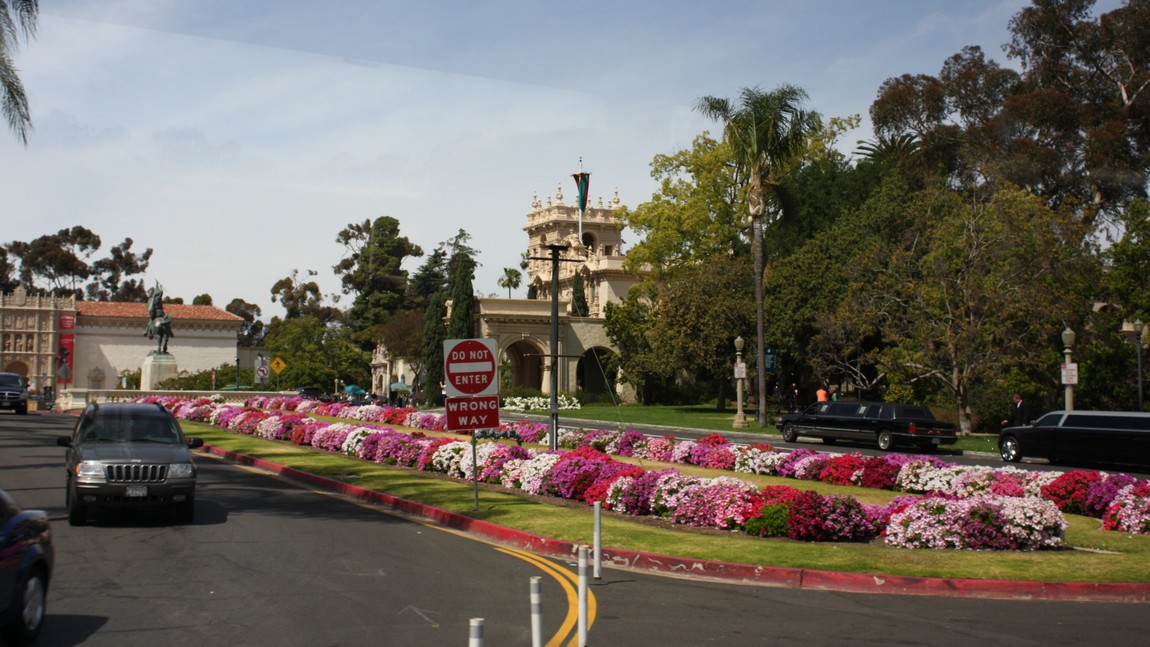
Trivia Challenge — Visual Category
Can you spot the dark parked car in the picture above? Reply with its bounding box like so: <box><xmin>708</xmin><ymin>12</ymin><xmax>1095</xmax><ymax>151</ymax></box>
<box><xmin>56</xmin><ymin>402</ymin><xmax>204</xmax><ymax>525</ymax></box>
<box><xmin>295</xmin><ymin>387</ymin><xmax>331</xmax><ymax>402</ymax></box>
<box><xmin>779</xmin><ymin>400</ymin><xmax>957</xmax><ymax>451</ymax></box>
<box><xmin>999</xmin><ymin>410</ymin><xmax>1150</xmax><ymax>466</ymax></box>
<box><xmin>0</xmin><ymin>372</ymin><xmax>28</xmax><ymax>415</ymax></box>
<box><xmin>0</xmin><ymin>488</ymin><xmax>53</xmax><ymax>645</ymax></box>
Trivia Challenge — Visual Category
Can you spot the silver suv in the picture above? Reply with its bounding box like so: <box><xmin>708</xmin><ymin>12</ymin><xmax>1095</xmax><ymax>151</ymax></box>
<box><xmin>56</xmin><ymin>402</ymin><xmax>204</xmax><ymax>525</ymax></box>
<box><xmin>0</xmin><ymin>373</ymin><xmax>27</xmax><ymax>415</ymax></box>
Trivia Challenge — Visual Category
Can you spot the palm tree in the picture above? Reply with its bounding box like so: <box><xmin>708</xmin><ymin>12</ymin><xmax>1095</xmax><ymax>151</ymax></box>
<box><xmin>498</xmin><ymin>267</ymin><xmax>522</xmax><ymax>298</ymax></box>
<box><xmin>695</xmin><ymin>85</ymin><xmax>821</xmax><ymax>426</ymax></box>
<box><xmin>1</xmin><ymin>0</ymin><xmax>38</xmax><ymax>144</ymax></box>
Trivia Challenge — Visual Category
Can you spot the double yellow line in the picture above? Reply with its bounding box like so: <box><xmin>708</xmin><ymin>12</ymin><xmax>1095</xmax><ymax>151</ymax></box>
<box><xmin>217</xmin><ymin>455</ymin><xmax>596</xmax><ymax>645</ymax></box>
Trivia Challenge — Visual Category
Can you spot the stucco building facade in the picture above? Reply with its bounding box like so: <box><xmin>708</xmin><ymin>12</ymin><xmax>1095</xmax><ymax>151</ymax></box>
<box><xmin>0</xmin><ymin>286</ymin><xmax>242</xmax><ymax>396</ymax></box>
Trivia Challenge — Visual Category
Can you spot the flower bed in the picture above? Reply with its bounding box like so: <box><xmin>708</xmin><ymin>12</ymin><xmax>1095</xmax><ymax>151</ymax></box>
<box><xmin>141</xmin><ymin>397</ymin><xmax>1150</xmax><ymax>548</ymax></box>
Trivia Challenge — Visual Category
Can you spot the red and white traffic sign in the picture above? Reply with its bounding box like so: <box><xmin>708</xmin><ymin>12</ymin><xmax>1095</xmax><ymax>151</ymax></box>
<box><xmin>443</xmin><ymin>338</ymin><xmax>499</xmax><ymax>397</ymax></box>
<box><xmin>445</xmin><ymin>395</ymin><xmax>500</xmax><ymax>430</ymax></box>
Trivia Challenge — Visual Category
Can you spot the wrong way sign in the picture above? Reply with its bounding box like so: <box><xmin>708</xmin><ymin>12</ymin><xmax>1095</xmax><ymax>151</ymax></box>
<box><xmin>443</xmin><ymin>338</ymin><xmax>499</xmax><ymax>397</ymax></box>
<box><xmin>445</xmin><ymin>395</ymin><xmax>500</xmax><ymax>430</ymax></box>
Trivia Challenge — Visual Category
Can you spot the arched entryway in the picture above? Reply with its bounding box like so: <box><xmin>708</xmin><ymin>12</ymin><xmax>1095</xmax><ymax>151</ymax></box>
<box><xmin>2</xmin><ymin>360</ymin><xmax>28</xmax><ymax>379</ymax></box>
<box><xmin>576</xmin><ymin>347</ymin><xmax>616</xmax><ymax>400</ymax></box>
<box><xmin>503</xmin><ymin>340</ymin><xmax>544</xmax><ymax>391</ymax></box>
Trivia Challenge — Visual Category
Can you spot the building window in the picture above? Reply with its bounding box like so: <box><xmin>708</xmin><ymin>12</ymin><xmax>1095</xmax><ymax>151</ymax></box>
<box><xmin>88</xmin><ymin>368</ymin><xmax>105</xmax><ymax>390</ymax></box>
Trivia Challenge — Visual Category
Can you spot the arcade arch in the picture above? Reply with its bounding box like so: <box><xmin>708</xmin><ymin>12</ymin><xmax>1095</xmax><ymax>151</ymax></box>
<box><xmin>576</xmin><ymin>346</ymin><xmax>616</xmax><ymax>399</ymax></box>
<box><xmin>503</xmin><ymin>339</ymin><xmax>544</xmax><ymax>391</ymax></box>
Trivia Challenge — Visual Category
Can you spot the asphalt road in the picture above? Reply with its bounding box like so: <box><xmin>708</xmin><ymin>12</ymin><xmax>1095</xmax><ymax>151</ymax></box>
<box><xmin>3</xmin><ymin>411</ymin><xmax>1149</xmax><ymax>646</ymax></box>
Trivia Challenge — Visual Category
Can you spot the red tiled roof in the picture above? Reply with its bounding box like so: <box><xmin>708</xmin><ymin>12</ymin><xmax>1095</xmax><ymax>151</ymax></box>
<box><xmin>76</xmin><ymin>301</ymin><xmax>243</xmax><ymax>322</ymax></box>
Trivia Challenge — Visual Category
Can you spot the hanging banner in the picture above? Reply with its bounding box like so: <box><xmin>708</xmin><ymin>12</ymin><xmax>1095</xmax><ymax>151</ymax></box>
<box><xmin>572</xmin><ymin>172</ymin><xmax>591</xmax><ymax>212</ymax></box>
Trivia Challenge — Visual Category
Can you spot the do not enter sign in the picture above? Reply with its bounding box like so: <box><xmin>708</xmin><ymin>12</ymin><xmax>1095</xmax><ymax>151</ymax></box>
<box><xmin>443</xmin><ymin>338</ymin><xmax>499</xmax><ymax>397</ymax></box>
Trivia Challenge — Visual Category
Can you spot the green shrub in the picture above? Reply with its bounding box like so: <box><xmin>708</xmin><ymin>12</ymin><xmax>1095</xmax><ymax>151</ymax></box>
<box><xmin>743</xmin><ymin>504</ymin><xmax>789</xmax><ymax>537</ymax></box>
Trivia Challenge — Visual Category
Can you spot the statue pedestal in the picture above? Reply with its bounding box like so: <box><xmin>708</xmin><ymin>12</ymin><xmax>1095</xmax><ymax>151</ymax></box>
<box><xmin>141</xmin><ymin>353</ymin><xmax>178</xmax><ymax>390</ymax></box>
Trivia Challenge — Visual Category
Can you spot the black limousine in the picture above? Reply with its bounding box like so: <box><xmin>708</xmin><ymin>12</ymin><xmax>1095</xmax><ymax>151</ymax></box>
<box><xmin>779</xmin><ymin>401</ymin><xmax>957</xmax><ymax>452</ymax></box>
<box><xmin>999</xmin><ymin>410</ymin><xmax>1150</xmax><ymax>466</ymax></box>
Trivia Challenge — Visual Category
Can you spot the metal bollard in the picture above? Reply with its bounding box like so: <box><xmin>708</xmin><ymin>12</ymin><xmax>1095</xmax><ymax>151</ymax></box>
<box><xmin>578</xmin><ymin>546</ymin><xmax>588</xmax><ymax>646</ymax></box>
<box><xmin>530</xmin><ymin>576</ymin><xmax>543</xmax><ymax>647</ymax></box>
<box><xmin>593</xmin><ymin>501</ymin><xmax>602</xmax><ymax>579</ymax></box>
<box><xmin>469</xmin><ymin>617</ymin><xmax>484</xmax><ymax>647</ymax></box>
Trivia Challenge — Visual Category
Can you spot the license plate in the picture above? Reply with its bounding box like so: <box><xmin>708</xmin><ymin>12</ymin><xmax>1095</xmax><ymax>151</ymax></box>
<box><xmin>125</xmin><ymin>485</ymin><xmax>148</xmax><ymax>497</ymax></box>
<box><xmin>931</xmin><ymin>438</ymin><xmax>940</xmax><ymax>444</ymax></box>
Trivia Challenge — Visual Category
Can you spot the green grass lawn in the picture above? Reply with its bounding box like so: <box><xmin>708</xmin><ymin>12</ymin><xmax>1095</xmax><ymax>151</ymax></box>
<box><xmin>183</xmin><ymin>420</ymin><xmax>1150</xmax><ymax>584</ymax></box>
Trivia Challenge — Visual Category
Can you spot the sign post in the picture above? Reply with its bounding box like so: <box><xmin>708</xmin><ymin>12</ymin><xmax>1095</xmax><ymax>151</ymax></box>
<box><xmin>444</xmin><ymin>338</ymin><xmax>502</xmax><ymax>511</ymax></box>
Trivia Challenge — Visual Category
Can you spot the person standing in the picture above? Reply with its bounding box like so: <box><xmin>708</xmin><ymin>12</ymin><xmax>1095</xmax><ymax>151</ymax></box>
<box><xmin>1002</xmin><ymin>394</ymin><xmax>1029</xmax><ymax>427</ymax></box>
<box><xmin>816</xmin><ymin>386</ymin><xmax>828</xmax><ymax>403</ymax></box>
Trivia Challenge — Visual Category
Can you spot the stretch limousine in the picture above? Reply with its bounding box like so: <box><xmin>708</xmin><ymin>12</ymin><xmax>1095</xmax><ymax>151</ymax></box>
<box><xmin>779</xmin><ymin>401</ymin><xmax>957</xmax><ymax>452</ymax></box>
<box><xmin>998</xmin><ymin>410</ymin><xmax>1150</xmax><ymax>467</ymax></box>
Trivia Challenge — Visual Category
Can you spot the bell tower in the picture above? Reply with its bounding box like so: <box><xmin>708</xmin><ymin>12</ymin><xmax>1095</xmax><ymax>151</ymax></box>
<box><xmin>522</xmin><ymin>185</ymin><xmax>631</xmax><ymax>317</ymax></box>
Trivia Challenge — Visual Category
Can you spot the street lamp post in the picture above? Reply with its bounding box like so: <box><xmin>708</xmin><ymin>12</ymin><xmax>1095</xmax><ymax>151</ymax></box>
<box><xmin>733</xmin><ymin>336</ymin><xmax>748</xmax><ymax>429</ymax></box>
<box><xmin>1062</xmin><ymin>327</ymin><xmax>1076</xmax><ymax>411</ymax></box>
<box><xmin>1122</xmin><ymin>319</ymin><xmax>1145</xmax><ymax>411</ymax></box>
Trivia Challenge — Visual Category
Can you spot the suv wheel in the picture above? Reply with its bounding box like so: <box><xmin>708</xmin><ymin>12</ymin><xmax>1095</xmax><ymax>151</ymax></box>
<box><xmin>67</xmin><ymin>489</ymin><xmax>88</xmax><ymax>526</ymax></box>
<box><xmin>175</xmin><ymin>498</ymin><xmax>195</xmax><ymax>524</ymax></box>
<box><xmin>781</xmin><ymin>423</ymin><xmax>798</xmax><ymax>443</ymax></box>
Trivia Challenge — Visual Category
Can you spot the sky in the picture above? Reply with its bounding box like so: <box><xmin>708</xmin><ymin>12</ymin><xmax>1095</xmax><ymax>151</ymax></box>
<box><xmin>2</xmin><ymin>0</ymin><xmax>1123</xmax><ymax>319</ymax></box>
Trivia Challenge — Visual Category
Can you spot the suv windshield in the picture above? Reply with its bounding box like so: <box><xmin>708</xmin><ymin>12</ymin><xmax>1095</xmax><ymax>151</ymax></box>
<box><xmin>78</xmin><ymin>412</ymin><xmax>181</xmax><ymax>444</ymax></box>
<box><xmin>0</xmin><ymin>374</ymin><xmax>22</xmax><ymax>387</ymax></box>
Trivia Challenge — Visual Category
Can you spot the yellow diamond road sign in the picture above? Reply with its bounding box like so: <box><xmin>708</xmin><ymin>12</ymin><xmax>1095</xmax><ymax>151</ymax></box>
<box><xmin>270</xmin><ymin>357</ymin><xmax>286</xmax><ymax>374</ymax></box>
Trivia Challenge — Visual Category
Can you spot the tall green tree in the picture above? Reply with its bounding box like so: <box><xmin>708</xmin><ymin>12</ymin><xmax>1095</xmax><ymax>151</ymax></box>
<box><xmin>226</xmin><ymin>298</ymin><xmax>266</xmax><ymax>347</ymax></box>
<box><xmin>870</xmin><ymin>184</ymin><xmax>1097</xmax><ymax>434</ymax></box>
<box><xmin>270</xmin><ymin>269</ymin><xmax>340</xmax><ymax>322</ymax></box>
<box><xmin>618</xmin><ymin>133</ymin><xmax>745</xmax><ymax>277</ymax></box>
<box><xmin>7</xmin><ymin>226</ymin><xmax>101</xmax><ymax>297</ymax></box>
<box><xmin>263</xmin><ymin>316</ymin><xmax>368</xmax><ymax>391</ymax></box>
<box><xmin>695</xmin><ymin>84</ymin><xmax>822</xmax><ymax>425</ymax></box>
<box><xmin>85</xmin><ymin>237</ymin><xmax>153</xmax><ymax>302</ymax></box>
<box><xmin>642</xmin><ymin>255</ymin><xmax>755</xmax><ymax>407</ymax></box>
<box><xmin>420</xmin><ymin>290</ymin><xmax>448</xmax><ymax>405</ymax></box>
<box><xmin>406</xmin><ymin>245</ymin><xmax>448</xmax><ymax>310</ymax></box>
<box><xmin>1104</xmin><ymin>199</ymin><xmax>1150</xmax><ymax>318</ymax></box>
<box><xmin>603</xmin><ymin>284</ymin><xmax>661</xmax><ymax>402</ymax></box>
<box><xmin>570</xmin><ymin>272</ymin><xmax>588</xmax><ymax>316</ymax></box>
<box><xmin>871</xmin><ymin>1</ymin><xmax>1150</xmax><ymax>227</ymax></box>
<box><xmin>1</xmin><ymin>0</ymin><xmax>37</xmax><ymax>144</ymax></box>
<box><xmin>0</xmin><ymin>247</ymin><xmax>17</xmax><ymax>293</ymax></box>
<box><xmin>334</xmin><ymin>216</ymin><xmax>422</xmax><ymax>345</ymax></box>
<box><xmin>446</xmin><ymin>251</ymin><xmax>476</xmax><ymax>340</ymax></box>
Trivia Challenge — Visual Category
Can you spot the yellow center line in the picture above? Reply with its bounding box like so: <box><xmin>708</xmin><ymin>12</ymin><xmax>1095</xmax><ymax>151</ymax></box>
<box><xmin>208</xmin><ymin>453</ymin><xmax>596</xmax><ymax>644</ymax></box>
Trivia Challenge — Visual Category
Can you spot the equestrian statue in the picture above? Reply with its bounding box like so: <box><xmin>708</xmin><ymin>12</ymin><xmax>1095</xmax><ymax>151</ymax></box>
<box><xmin>144</xmin><ymin>282</ymin><xmax>174</xmax><ymax>354</ymax></box>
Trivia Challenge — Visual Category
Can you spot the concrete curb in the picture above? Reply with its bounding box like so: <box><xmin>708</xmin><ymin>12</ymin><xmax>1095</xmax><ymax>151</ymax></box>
<box><xmin>203</xmin><ymin>444</ymin><xmax>1150</xmax><ymax>603</ymax></box>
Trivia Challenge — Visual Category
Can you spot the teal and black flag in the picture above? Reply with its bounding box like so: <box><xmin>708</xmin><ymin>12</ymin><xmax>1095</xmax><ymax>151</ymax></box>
<box><xmin>572</xmin><ymin>172</ymin><xmax>591</xmax><ymax>213</ymax></box>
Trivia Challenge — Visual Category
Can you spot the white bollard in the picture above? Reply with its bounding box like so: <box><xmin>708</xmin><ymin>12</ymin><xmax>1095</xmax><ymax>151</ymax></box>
<box><xmin>469</xmin><ymin>617</ymin><xmax>484</xmax><ymax>647</ymax></box>
<box><xmin>578</xmin><ymin>546</ymin><xmax>589</xmax><ymax>646</ymax></box>
<box><xmin>593</xmin><ymin>501</ymin><xmax>602</xmax><ymax>580</ymax></box>
<box><xmin>530</xmin><ymin>576</ymin><xmax>543</xmax><ymax>647</ymax></box>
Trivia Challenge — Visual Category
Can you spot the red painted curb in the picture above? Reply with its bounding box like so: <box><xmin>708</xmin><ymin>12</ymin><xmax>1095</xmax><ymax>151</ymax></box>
<box><xmin>203</xmin><ymin>444</ymin><xmax>1150</xmax><ymax>603</ymax></box>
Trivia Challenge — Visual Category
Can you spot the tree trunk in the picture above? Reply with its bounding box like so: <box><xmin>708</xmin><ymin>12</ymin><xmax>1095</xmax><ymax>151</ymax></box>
<box><xmin>753</xmin><ymin>215</ymin><xmax>767</xmax><ymax>427</ymax></box>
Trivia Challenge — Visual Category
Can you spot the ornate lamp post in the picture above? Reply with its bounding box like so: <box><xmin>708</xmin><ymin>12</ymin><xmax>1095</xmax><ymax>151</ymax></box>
<box><xmin>733</xmin><ymin>336</ymin><xmax>748</xmax><ymax>429</ymax></box>
<box><xmin>1122</xmin><ymin>319</ymin><xmax>1145</xmax><ymax>410</ymax></box>
<box><xmin>1061</xmin><ymin>327</ymin><xmax>1076</xmax><ymax>411</ymax></box>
